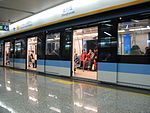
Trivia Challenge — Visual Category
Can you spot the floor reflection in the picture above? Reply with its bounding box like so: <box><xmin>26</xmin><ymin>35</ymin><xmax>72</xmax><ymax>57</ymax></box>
<box><xmin>27</xmin><ymin>73</ymin><xmax>39</xmax><ymax>104</ymax></box>
<box><xmin>73</xmin><ymin>83</ymin><xmax>98</xmax><ymax>113</ymax></box>
<box><xmin>0</xmin><ymin>67</ymin><xmax>149</xmax><ymax>113</ymax></box>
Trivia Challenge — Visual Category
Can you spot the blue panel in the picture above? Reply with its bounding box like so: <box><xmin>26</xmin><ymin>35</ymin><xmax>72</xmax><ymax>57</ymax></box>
<box><xmin>98</xmin><ymin>62</ymin><xmax>150</xmax><ymax>75</ymax></box>
<box><xmin>0</xmin><ymin>58</ymin><xmax>2</xmax><ymax>61</ymax></box>
<box><xmin>37</xmin><ymin>60</ymin><xmax>45</xmax><ymax>65</ymax></box>
<box><xmin>14</xmin><ymin>59</ymin><xmax>25</xmax><ymax>63</ymax></box>
<box><xmin>98</xmin><ymin>62</ymin><xmax>117</xmax><ymax>72</ymax></box>
<box><xmin>124</xmin><ymin>33</ymin><xmax>131</xmax><ymax>54</ymax></box>
<box><xmin>118</xmin><ymin>63</ymin><xmax>150</xmax><ymax>75</ymax></box>
<box><xmin>45</xmin><ymin>60</ymin><xmax>71</xmax><ymax>68</ymax></box>
<box><xmin>10</xmin><ymin>58</ymin><xmax>13</xmax><ymax>62</ymax></box>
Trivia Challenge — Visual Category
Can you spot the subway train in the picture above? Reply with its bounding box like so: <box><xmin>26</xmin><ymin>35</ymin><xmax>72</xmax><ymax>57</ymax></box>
<box><xmin>0</xmin><ymin>0</ymin><xmax>150</xmax><ymax>89</ymax></box>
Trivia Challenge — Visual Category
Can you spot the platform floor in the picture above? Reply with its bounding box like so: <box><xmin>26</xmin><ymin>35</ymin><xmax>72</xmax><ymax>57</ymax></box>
<box><xmin>0</xmin><ymin>67</ymin><xmax>150</xmax><ymax>113</ymax></box>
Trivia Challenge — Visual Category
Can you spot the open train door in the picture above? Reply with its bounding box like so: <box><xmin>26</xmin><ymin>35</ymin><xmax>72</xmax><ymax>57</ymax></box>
<box><xmin>27</xmin><ymin>37</ymin><xmax>37</xmax><ymax>71</ymax></box>
<box><xmin>72</xmin><ymin>26</ymin><xmax>98</xmax><ymax>80</ymax></box>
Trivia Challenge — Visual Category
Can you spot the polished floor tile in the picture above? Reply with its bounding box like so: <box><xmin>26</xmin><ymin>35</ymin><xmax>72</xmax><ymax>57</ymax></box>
<box><xmin>0</xmin><ymin>67</ymin><xmax>150</xmax><ymax>113</ymax></box>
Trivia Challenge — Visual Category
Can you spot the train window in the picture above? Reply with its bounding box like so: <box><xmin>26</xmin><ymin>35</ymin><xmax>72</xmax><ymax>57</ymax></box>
<box><xmin>118</xmin><ymin>18</ymin><xmax>150</xmax><ymax>56</ymax></box>
<box><xmin>99</xmin><ymin>21</ymin><xmax>117</xmax><ymax>62</ymax></box>
<box><xmin>14</xmin><ymin>39</ymin><xmax>26</xmax><ymax>58</ymax></box>
<box><xmin>0</xmin><ymin>42</ymin><xmax>3</xmax><ymax>58</ymax></box>
<box><xmin>60</xmin><ymin>29</ymin><xmax>72</xmax><ymax>60</ymax></box>
<box><xmin>9</xmin><ymin>41</ymin><xmax>14</xmax><ymax>58</ymax></box>
<box><xmin>46</xmin><ymin>33</ymin><xmax>60</xmax><ymax>57</ymax></box>
<box><xmin>37</xmin><ymin>33</ymin><xmax>45</xmax><ymax>59</ymax></box>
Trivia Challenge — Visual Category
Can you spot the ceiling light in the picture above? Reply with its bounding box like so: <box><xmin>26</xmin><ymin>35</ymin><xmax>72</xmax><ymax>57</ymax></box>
<box><xmin>104</xmin><ymin>32</ymin><xmax>112</xmax><ymax>36</ymax></box>
<box><xmin>132</xmin><ymin>19</ymin><xmax>139</xmax><ymax>23</ymax></box>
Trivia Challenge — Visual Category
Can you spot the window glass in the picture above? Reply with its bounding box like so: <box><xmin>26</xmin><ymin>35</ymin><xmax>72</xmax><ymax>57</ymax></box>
<box><xmin>99</xmin><ymin>22</ymin><xmax>117</xmax><ymax>62</ymax></box>
<box><xmin>9</xmin><ymin>41</ymin><xmax>14</xmax><ymax>58</ymax></box>
<box><xmin>118</xmin><ymin>18</ymin><xmax>150</xmax><ymax>55</ymax></box>
<box><xmin>14</xmin><ymin>39</ymin><xmax>26</xmax><ymax>58</ymax></box>
<box><xmin>0</xmin><ymin>42</ymin><xmax>3</xmax><ymax>58</ymax></box>
<box><xmin>46</xmin><ymin>33</ymin><xmax>60</xmax><ymax>57</ymax></box>
<box><xmin>37</xmin><ymin>34</ymin><xmax>45</xmax><ymax>59</ymax></box>
<box><xmin>60</xmin><ymin>29</ymin><xmax>72</xmax><ymax>60</ymax></box>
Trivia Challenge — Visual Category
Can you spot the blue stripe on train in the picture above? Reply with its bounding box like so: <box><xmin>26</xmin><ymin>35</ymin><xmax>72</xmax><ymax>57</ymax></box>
<box><xmin>45</xmin><ymin>60</ymin><xmax>70</xmax><ymax>68</ymax></box>
<box><xmin>98</xmin><ymin>62</ymin><xmax>150</xmax><ymax>75</ymax></box>
<box><xmin>118</xmin><ymin>63</ymin><xmax>150</xmax><ymax>75</ymax></box>
<box><xmin>37</xmin><ymin>60</ymin><xmax>44</xmax><ymax>65</ymax></box>
<box><xmin>98</xmin><ymin>62</ymin><xmax>117</xmax><ymax>72</ymax></box>
<box><xmin>14</xmin><ymin>59</ymin><xmax>25</xmax><ymax>63</ymax></box>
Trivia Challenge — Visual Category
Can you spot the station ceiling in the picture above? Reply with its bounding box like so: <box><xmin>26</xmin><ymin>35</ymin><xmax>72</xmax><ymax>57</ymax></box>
<box><xmin>0</xmin><ymin>0</ymin><xmax>71</xmax><ymax>24</ymax></box>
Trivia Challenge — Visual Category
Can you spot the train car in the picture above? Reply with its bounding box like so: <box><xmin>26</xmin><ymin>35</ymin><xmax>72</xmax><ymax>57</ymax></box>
<box><xmin>0</xmin><ymin>0</ymin><xmax>150</xmax><ymax>89</ymax></box>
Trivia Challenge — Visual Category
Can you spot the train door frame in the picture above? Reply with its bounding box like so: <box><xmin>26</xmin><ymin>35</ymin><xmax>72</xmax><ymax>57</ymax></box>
<box><xmin>4</xmin><ymin>41</ymin><xmax>10</xmax><ymax>66</ymax></box>
<box><xmin>71</xmin><ymin>24</ymin><xmax>99</xmax><ymax>81</ymax></box>
<box><xmin>27</xmin><ymin>36</ymin><xmax>38</xmax><ymax>71</ymax></box>
<box><xmin>4</xmin><ymin>40</ymin><xmax>14</xmax><ymax>67</ymax></box>
<box><xmin>0</xmin><ymin>41</ymin><xmax>4</xmax><ymax>66</ymax></box>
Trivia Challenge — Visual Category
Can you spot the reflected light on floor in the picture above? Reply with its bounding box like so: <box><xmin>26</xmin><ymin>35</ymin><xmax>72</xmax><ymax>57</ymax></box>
<box><xmin>6</xmin><ymin>86</ymin><xmax>11</xmax><ymax>91</ymax></box>
<box><xmin>48</xmin><ymin>93</ymin><xmax>58</xmax><ymax>99</ymax></box>
<box><xmin>74</xmin><ymin>102</ymin><xmax>98</xmax><ymax>112</ymax></box>
<box><xmin>0</xmin><ymin>101</ymin><xmax>16</xmax><ymax>113</ymax></box>
<box><xmin>28</xmin><ymin>87</ymin><xmax>38</xmax><ymax>91</ymax></box>
<box><xmin>29</xmin><ymin>96</ymin><xmax>38</xmax><ymax>103</ymax></box>
<box><xmin>49</xmin><ymin>106</ymin><xmax>61</xmax><ymax>113</ymax></box>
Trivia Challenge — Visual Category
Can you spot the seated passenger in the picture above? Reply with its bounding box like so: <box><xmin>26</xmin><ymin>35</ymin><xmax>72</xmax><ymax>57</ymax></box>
<box><xmin>92</xmin><ymin>48</ymin><xmax>98</xmax><ymax>71</ymax></box>
<box><xmin>145</xmin><ymin>47</ymin><xmax>150</xmax><ymax>55</ymax></box>
<box><xmin>130</xmin><ymin>45</ymin><xmax>143</xmax><ymax>55</ymax></box>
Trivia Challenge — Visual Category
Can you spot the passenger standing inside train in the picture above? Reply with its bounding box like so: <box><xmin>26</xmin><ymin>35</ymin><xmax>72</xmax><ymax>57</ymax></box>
<box><xmin>29</xmin><ymin>51</ymin><xmax>35</xmax><ymax>68</ymax></box>
<box><xmin>80</xmin><ymin>49</ymin><xmax>87</xmax><ymax>69</ymax></box>
<box><xmin>74</xmin><ymin>49</ymin><xmax>79</xmax><ymax>72</ymax></box>
<box><xmin>93</xmin><ymin>48</ymin><xmax>98</xmax><ymax>71</ymax></box>
<box><xmin>6</xmin><ymin>52</ymin><xmax>10</xmax><ymax>65</ymax></box>
<box><xmin>86</xmin><ymin>49</ymin><xmax>94</xmax><ymax>70</ymax></box>
<box><xmin>31</xmin><ymin>51</ymin><xmax>35</xmax><ymax>68</ymax></box>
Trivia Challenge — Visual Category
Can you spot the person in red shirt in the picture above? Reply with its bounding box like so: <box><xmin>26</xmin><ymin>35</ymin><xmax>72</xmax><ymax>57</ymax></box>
<box><xmin>80</xmin><ymin>49</ymin><xmax>87</xmax><ymax>69</ymax></box>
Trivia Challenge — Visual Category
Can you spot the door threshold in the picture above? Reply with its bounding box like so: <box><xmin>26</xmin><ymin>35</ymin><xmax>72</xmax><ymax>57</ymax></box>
<box><xmin>72</xmin><ymin>76</ymin><xmax>98</xmax><ymax>84</ymax></box>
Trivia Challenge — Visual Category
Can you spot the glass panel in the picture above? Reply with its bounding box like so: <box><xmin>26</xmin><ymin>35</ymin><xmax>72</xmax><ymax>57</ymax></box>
<box><xmin>118</xmin><ymin>18</ymin><xmax>150</xmax><ymax>55</ymax></box>
<box><xmin>14</xmin><ymin>39</ymin><xmax>26</xmax><ymax>58</ymax></box>
<box><xmin>37</xmin><ymin>34</ymin><xmax>45</xmax><ymax>59</ymax></box>
<box><xmin>0</xmin><ymin>41</ymin><xmax>3</xmax><ymax>58</ymax></box>
<box><xmin>46</xmin><ymin>33</ymin><xmax>60</xmax><ymax>57</ymax></box>
<box><xmin>9</xmin><ymin>41</ymin><xmax>14</xmax><ymax>59</ymax></box>
<box><xmin>99</xmin><ymin>21</ymin><xmax>117</xmax><ymax>62</ymax></box>
<box><xmin>60</xmin><ymin>29</ymin><xmax>72</xmax><ymax>60</ymax></box>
